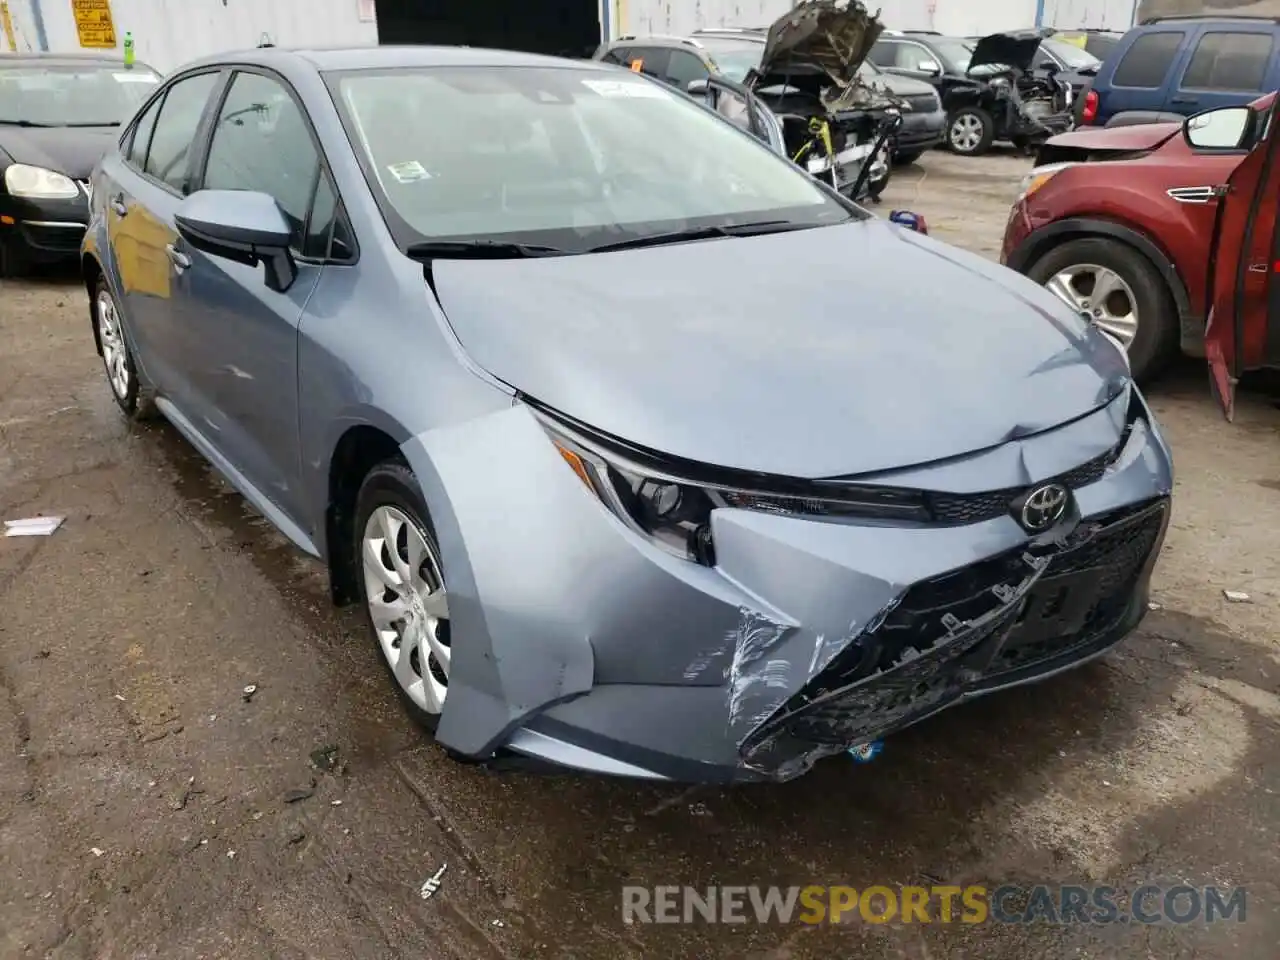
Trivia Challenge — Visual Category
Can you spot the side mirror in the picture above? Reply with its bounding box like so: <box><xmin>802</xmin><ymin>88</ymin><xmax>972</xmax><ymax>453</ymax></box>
<box><xmin>1184</xmin><ymin>105</ymin><xmax>1254</xmax><ymax>151</ymax></box>
<box><xmin>686</xmin><ymin>78</ymin><xmax>710</xmax><ymax>96</ymax></box>
<box><xmin>916</xmin><ymin>59</ymin><xmax>941</xmax><ymax>75</ymax></box>
<box><xmin>174</xmin><ymin>189</ymin><xmax>297</xmax><ymax>293</ymax></box>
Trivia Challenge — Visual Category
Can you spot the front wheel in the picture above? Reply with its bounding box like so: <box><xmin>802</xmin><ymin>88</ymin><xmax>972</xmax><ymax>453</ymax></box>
<box><xmin>94</xmin><ymin>277</ymin><xmax>156</xmax><ymax>419</ymax></box>
<box><xmin>1026</xmin><ymin>236</ymin><xmax>1178</xmax><ymax>381</ymax></box>
<box><xmin>354</xmin><ymin>460</ymin><xmax>453</xmax><ymax>732</ymax></box>
<box><xmin>946</xmin><ymin>108</ymin><xmax>993</xmax><ymax>155</ymax></box>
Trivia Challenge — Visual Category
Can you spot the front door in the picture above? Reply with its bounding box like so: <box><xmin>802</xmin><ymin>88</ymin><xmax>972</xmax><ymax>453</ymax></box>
<box><xmin>1206</xmin><ymin>101</ymin><xmax>1280</xmax><ymax>419</ymax></box>
<box><xmin>170</xmin><ymin>68</ymin><xmax>325</xmax><ymax>525</ymax></box>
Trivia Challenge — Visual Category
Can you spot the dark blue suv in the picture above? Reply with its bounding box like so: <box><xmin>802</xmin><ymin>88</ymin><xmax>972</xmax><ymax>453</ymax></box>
<box><xmin>1077</xmin><ymin>14</ymin><xmax>1280</xmax><ymax>127</ymax></box>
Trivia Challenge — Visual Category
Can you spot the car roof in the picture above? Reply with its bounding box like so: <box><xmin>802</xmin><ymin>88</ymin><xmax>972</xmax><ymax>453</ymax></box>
<box><xmin>0</xmin><ymin>52</ymin><xmax>154</xmax><ymax>69</ymax></box>
<box><xmin>181</xmin><ymin>44</ymin><xmax>607</xmax><ymax>74</ymax></box>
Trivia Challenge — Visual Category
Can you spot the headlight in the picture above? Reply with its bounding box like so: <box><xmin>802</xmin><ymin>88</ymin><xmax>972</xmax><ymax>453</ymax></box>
<box><xmin>3</xmin><ymin>163</ymin><xmax>80</xmax><ymax>200</ymax></box>
<box><xmin>537</xmin><ymin>411</ymin><xmax>928</xmax><ymax>565</ymax></box>
<box><xmin>1015</xmin><ymin>162</ymin><xmax>1075</xmax><ymax>204</ymax></box>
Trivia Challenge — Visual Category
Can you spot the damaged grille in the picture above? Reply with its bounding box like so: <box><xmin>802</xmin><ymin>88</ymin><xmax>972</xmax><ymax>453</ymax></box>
<box><xmin>742</xmin><ymin>499</ymin><xmax>1167</xmax><ymax>759</ymax></box>
<box><xmin>926</xmin><ymin>447</ymin><xmax>1113</xmax><ymax>526</ymax></box>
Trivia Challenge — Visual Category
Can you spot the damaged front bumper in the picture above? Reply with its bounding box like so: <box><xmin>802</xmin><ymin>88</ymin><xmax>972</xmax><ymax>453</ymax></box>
<box><xmin>401</xmin><ymin>385</ymin><xmax>1172</xmax><ymax>783</ymax></box>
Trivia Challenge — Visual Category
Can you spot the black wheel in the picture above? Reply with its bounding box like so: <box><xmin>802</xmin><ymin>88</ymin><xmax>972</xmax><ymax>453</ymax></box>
<box><xmin>893</xmin><ymin>149</ymin><xmax>924</xmax><ymax>165</ymax></box>
<box><xmin>1026</xmin><ymin>236</ymin><xmax>1178</xmax><ymax>381</ymax></box>
<box><xmin>93</xmin><ymin>276</ymin><xmax>157</xmax><ymax>419</ymax></box>
<box><xmin>946</xmin><ymin>107</ymin><xmax>994</xmax><ymax>155</ymax></box>
<box><xmin>353</xmin><ymin>460</ymin><xmax>451</xmax><ymax>733</ymax></box>
<box><xmin>0</xmin><ymin>237</ymin><xmax>30</xmax><ymax>279</ymax></box>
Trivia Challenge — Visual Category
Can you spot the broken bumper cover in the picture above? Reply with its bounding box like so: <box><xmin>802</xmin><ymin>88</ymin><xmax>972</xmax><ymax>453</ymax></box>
<box><xmin>401</xmin><ymin>385</ymin><xmax>1172</xmax><ymax>783</ymax></box>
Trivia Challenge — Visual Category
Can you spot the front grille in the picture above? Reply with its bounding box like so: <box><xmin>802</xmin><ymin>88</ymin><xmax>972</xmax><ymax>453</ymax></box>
<box><xmin>742</xmin><ymin>499</ymin><xmax>1167</xmax><ymax>759</ymax></box>
<box><xmin>905</xmin><ymin>93</ymin><xmax>939</xmax><ymax>113</ymax></box>
<box><xmin>927</xmin><ymin>447</ymin><xmax>1113</xmax><ymax>526</ymax></box>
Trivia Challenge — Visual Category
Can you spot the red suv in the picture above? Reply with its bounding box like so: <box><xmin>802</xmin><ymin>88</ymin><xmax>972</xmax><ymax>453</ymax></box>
<box><xmin>1001</xmin><ymin>91</ymin><xmax>1277</xmax><ymax>414</ymax></box>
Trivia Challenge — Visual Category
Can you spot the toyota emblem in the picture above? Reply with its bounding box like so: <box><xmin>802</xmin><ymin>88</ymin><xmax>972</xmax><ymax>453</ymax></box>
<box><xmin>1019</xmin><ymin>483</ymin><xmax>1069</xmax><ymax>532</ymax></box>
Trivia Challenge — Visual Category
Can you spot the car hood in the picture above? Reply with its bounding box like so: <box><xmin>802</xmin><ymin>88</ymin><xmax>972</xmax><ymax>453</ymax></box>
<box><xmin>431</xmin><ymin>220</ymin><xmax>1129</xmax><ymax>478</ymax></box>
<box><xmin>1045</xmin><ymin>121</ymin><xmax>1181</xmax><ymax>152</ymax></box>
<box><xmin>968</xmin><ymin>30</ymin><xmax>1048</xmax><ymax>72</ymax></box>
<box><xmin>0</xmin><ymin>124</ymin><xmax>119</xmax><ymax>179</ymax></box>
<box><xmin>756</xmin><ymin>0</ymin><xmax>883</xmax><ymax>109</ymax></box>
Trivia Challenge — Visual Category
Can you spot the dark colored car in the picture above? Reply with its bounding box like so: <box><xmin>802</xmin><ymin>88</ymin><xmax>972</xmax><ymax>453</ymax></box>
<box><xmin>82</xmin><ymin>41</ymin><xmax>1170</xmax><ymax>783</ymax></box>
<box><xmin>1075</xmin><ymin>15</ymin><xmax>1280</xmax><ymax>129</ymax></box>
<box><xmin>869</xmin><ymin>29</ymin><xmax>1072</xmax><ymax>155</ymax></box>
<box><xmin>0</xmin><ymin>53</ymin><xmax>160</xmax><ymax>276</ymax></box>
<box><xmin>595</xmin><ymin>28</ymin><xmax>945</xmax><ymax>164</ymax></box>
<box><xmin>1001</xmin><ymin>92</ymin><xmax>1277</xmax><ymax>394</ymax></box>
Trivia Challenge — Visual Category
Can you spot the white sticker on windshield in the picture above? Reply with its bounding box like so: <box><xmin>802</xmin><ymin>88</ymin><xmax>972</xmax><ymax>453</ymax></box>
<box><xmin>581</xmin><ymin>78</ymin><xmax>668</xmax><ymax>99</ymax></box>
<box><xmin>114</xmin><ymin>72</ymin><xmax>158</xmax><ymax>83</ymax></box>
<box><xmin>387</xmin><ymin>160</ymin><xmax>431</xmax><ymax>183</ymax></box>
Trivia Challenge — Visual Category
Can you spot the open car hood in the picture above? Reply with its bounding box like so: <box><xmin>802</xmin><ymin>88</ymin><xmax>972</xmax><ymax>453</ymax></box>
<box><xmin>968</xmin><ymin>29</ymin><xmax>1049</xmax><ymax>72</ymax></box>
<box><xmin>754</xmin><ymin>0</ymin><xmax>884</xmax><ymax>110</ymax></box>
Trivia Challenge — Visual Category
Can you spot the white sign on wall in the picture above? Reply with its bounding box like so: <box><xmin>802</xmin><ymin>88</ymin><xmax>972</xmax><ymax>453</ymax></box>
<box><xmin>358</xmin><ymin>0</ymin><xmax>376</xmax><ymax>22</ymax></box>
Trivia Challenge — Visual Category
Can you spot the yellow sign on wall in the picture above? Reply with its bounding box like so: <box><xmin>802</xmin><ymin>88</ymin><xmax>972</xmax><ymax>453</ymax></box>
<box><xmin>72</xmin><ymin>0</ymin><xmax>117</xmax><ymax>48</ymax></box>
<box><xmin>1</xmin><ymin>1</ymin><xmax>17</xmax><ymax>52</ymax></box>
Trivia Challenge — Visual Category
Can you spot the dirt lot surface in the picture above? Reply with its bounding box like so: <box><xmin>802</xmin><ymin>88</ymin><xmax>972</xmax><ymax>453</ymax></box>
<box><xmin>2</xmin><ymin>149</ymin><xmax>1279</xmax><ymax>960</ymax></box>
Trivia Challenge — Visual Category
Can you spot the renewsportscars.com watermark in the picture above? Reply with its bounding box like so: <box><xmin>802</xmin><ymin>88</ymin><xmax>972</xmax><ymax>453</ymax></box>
<box><xmin>622</xmin><ymin>884</ymin><xmax>1247</xmax><ymax>926</ymax></box>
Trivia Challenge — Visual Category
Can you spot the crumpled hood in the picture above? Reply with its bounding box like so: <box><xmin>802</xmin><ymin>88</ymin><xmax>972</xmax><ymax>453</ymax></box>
<box><xmin>431</xmin><ymin>220</ymin><xmax>1129</xmax><ymax>479</ymax></box>
<box><xmin>969</xmin><ymin>30</ymin><xmax>1049</xmax><ymax>73</ymax></box>
<box><xmin>1045</xmin><ymin>121</ymin><xmax>1180</xmax><ymax>153</ymax></box>
<box><xmin>0</xmin><ymin>124</ymin><xmax>118</xmax><ymax>179</ymax></box>
<box><xmin>755</xmin><ymin>0</ymin><xmax>884</xmax><ymax>112</ymax></box>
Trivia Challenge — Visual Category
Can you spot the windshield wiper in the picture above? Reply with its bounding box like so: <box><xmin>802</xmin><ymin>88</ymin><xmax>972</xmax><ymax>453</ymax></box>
<box><xmin>0</xmin><ymin>119</ymin><xmax>55</xmax><ymax>127</ymax></box>
<box><xmin>586</xmin><ymin>220</ymin><xmax>814</xmax><ymax>254</ymax></box>
<box><xmin>404</xmin><ymin>239</ymin><xmax>567</xmax><ymax>261</ymax></box>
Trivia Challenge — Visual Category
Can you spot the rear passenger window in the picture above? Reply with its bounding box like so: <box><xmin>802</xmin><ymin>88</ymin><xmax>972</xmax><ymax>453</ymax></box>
<box><xmin>1182</xmin><ymin>32</ymin><xmax>1273</xmax><ymax>91</ymax></box>
<box><xmin>145</xmin><ymin>71</ymin><xmax>220</xmax><ymax>192</ymax></box>
<box><xmin>1112</xmin><ymin>31</ymin><xmax>1184</xmax><ymax>87</ymax></box>
<box><xmin>868</xmin><ymin>41</ymin><xmax>898</xmax><ymax>66</ymax></box>
<box><xmin>666</xmin><ymin>50</ymin><xmax>709</xmax><ymax>88</ymax></box>
<box><xmin>615</xmin><ymin>46</ymin><xmax>669</xmax><ymax>80</ymax></box>
<box><xmin>125</xmin><ymin>95</ymin><xmax>162</xmax><ymax>168</ymax></box>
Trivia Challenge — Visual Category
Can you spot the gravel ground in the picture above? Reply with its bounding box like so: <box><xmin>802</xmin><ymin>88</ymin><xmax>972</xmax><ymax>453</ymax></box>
<box><xmin>1</xmin><ymin>147</ymin><xmax>1278</xmax><ymax>959</ymax></box>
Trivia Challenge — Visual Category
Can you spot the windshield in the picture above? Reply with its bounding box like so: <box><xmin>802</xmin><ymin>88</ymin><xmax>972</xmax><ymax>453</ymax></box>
<box><xmin>333</xmin><ymin>65</ymin><xmax>853</xmax><ymax>252</ymax></box>
<box><xmin>927</xmin><ymin>38</ymin><xmax>974</xmax><ymax>72</ymax></box>
<box><xmin>0</xmin><ymin>64</ymin><xmax>160</xmax><ymax>126</ymax></box>
<box><xmin>701</xmin><ymin>38</ymin><xmax>765</xmax><ymax>83</ymax></box>
<box><xmin>1041</xmin><ymin>37</ymin><xmax>1100</xmax><ymax>69</ymax></box>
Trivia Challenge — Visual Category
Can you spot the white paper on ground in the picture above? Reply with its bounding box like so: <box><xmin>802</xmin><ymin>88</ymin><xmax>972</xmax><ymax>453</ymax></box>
<box><xmin>3</xmin><ymin>516</ymin><xmax>65</xmax><ymax>537</ymax></box>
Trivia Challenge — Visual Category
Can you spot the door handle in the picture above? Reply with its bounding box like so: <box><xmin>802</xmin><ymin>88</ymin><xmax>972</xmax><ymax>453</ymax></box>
<box><xmin>1171</xmin><ymin>95</ymin><xmax>1198</xmax><ymax>104</ymax></box>
<box><xmin>165</xmin><ymin>244</ymin><xmax>191</xmax><ymax>272</ymax></box>
<box><xmin>110</xmin><ymin>194</ymin><xmax>128</xmax><ymax>217</ymax></box>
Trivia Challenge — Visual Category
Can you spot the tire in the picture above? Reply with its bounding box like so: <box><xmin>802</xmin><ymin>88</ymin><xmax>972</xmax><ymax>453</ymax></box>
<box><xmin>353</xmin><ymin>460</ymin><xmax>452</xmax><ymax>734</ymax></box>
<box><xmin>893</xmin><ymin>149</ymin><xmax>924</xmax><ymax>165</ymax></box>
<box><xmin>946</xmin><ymin>107</ymin><xmax>994</xmax><ymax>156</ymax></box>
<box><xmin>1026</xmin><ymin>236</ymin><xmax>1178</xmax><ymax>382</ymax></box>
<box><xmin>93</xmin><ymin>276</ymin><xmax>158</xmax><ymax>419</ymax></box>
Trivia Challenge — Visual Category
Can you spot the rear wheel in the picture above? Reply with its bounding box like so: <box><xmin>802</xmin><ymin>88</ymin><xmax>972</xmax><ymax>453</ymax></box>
<box><xmin>1027</xmin><ymin>236</ymin><xmax>1178</xmax><ymax>381</ymax></box>
<box><xmin>946</xmin><ymin>108</ymin><xmax>993</xmax><ymax>155</ymax></box>
<box><xmin>354</xmin><ymin>460</ymin><xmax>452</xmax><ymax>732</ymax></box>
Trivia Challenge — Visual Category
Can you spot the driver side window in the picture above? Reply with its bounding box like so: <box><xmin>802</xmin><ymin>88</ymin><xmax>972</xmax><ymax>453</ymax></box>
<box><xmin>200</xmin><ymin>70</ymin><xmax>319</xmax><ymax>250</ymax></box>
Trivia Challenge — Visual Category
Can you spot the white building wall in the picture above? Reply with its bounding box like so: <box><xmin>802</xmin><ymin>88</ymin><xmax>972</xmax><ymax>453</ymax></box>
<box><xmin>7</xmin><ymin>0</ymin><xmax>378</xmax><ymax>73</ymax></box>
<box><xmin>1042</xmin><ymin>0</ymin><xmax>1138</xmax><ymax>29</ymax></box>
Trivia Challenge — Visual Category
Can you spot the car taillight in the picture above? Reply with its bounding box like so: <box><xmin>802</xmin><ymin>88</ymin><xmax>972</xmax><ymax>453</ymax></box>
<box><xmin>1081</xmin><ymin>89</ymin><xmax>1098</xmax><ymax>124</ymax></box>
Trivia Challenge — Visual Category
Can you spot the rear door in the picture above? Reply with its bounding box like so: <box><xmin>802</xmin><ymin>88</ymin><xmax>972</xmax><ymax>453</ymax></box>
<box><xmin>106</xmin><ymin>68</ymin><xmax>224</xmax><ymax>400</ymax></box>
<box><xmin>1097</xmin><ymin>28</ymin><xmax>1186</xmax><ymax>124</ymax></box>
<box><xmin>1163</xmin><ymin>26</ymin><xmax>1276</xmax><ymax>118</ymax></box>
<box><xmin>1206</xmin><ymin>103</ymin><xmax>1280</xmax><ymax>418</ymax></box>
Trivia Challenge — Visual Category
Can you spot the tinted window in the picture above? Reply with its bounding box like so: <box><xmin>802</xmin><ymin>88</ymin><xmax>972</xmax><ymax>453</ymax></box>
<box><xmin>202</xmin><ymin>71</ymin><xmax>319</xmax><ymax>248</ymax></box>
<box><xmin>893</xmin><ymin>41</ymin><xmax>942</xmax><ymax>71</ymax></box>
<box><xmin>868</xmin><ymin>40</ymin><xmax>898</xmax><ymax>66</ymax></box>
<box><xmin>1181</xmin><ymin>32</ymin><xmax>1273</xmax><ymax>91</ymax></box>
<box><xmin>666</xmin><ymin>50</ymin><xmax>709</xmax><ymax>88</ymax></box>
<box><xmin>614</xmin><ymin>46</ymin><xmax>669</xmax><ymax>80</ymax></box>
<box><xmin>145</xmin><ymin>71</ymin><xmax>220</xmax><ymax>192</ymax></box>
<box><xmin>1084</xmin><ymin>35</ymin><xmax>1119</xmax><ymax>60</ymax></box>
<box><xmin>599</xmin><ymin>48</ymin><xmax>627</xmax><ymax>65</ymax></box>
<box><xmin>303</xmin><ymin>172</ymin><xmax>355</xmax><ymax>261</ymax></box>
<box><xmin>125</xmin><ymin>95</ymin><xmax>162</xmax><ymax>168</ymax></box>
<box><xmin>1112</xmin><ymin>31</ymin><xmax>1184</xmax><ymax>87</ymax></box>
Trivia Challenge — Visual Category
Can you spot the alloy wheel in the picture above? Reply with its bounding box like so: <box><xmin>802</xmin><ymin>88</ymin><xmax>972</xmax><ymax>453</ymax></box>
<box><xmin>1045</xmin><ymin>263</ymin><xmax>1139</xmax><ymax>349</ymax></box>
<box><xmin>96</xmin><ymin>289</ymin><xmax>131</xmax><ymax>400</ymax></box>
<box><xmin>949</xmin><ymin>113</ymin><xmax>983</xmax><ymax>153</ymax></box>
<box><xmin>361</xmin><ymin>505</ymin><xmax>451</xmax><ymax>714</ymax></box>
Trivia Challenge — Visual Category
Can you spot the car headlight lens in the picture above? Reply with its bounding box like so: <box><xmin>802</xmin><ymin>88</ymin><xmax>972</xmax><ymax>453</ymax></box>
<box><xmin>1015</xmin><ymin>162</ymin><xmax>1075</xmax><ymax>203</ymax></box>
<box><xmin>537</xmin><ymin>411</ymin><xmax>929</xmax><ymax>565</ymax></box>
<box><xmin>4</xmin><ymin>163</ymin><xmax>80</xmax><ymax>200</ymax></box>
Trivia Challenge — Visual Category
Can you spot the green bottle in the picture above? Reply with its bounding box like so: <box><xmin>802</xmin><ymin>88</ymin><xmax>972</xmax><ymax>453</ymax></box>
<box><xmin>123</xmin><ymin>31</ymin><xmax>134</xmax><ymax>68</ymax></box>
